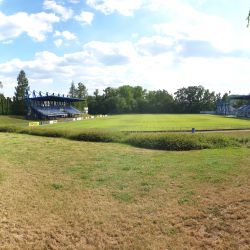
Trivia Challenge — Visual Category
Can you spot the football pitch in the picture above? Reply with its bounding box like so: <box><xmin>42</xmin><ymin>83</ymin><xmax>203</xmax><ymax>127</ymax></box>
<box><xmin>47</xmin><ymin>114</ymin><xmax>250</xmax><ymax>131</ymax></box>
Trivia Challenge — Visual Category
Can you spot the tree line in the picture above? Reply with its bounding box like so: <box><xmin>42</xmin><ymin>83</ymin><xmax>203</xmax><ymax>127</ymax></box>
<box><xmin>0</xmin><ymin>70</ymin><xmax>29</xmax><ymax>115</ymax></box>
<box><xmin>77</xmin><ymin>85</ymin><xmax>232</xmax><ymax>115</ymax></box>
<box><xmin>0</xmin><ymin>70</ymin><xmax>240</xmax><ymax>116</ymax></box>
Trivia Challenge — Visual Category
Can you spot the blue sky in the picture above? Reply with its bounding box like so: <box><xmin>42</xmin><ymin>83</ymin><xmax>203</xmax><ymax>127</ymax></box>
<box><xmin>0</xmin><ymin>0</ymin><xmax>250</xmax><ymax>97</ymax></box>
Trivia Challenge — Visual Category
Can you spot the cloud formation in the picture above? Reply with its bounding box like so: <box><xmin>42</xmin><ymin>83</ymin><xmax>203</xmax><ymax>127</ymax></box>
<box><xmin>1</xmin><ymin>37</ymin><xmax>250</xmax><ymax>97</ymax></box>
<box><xmin>135</xmin><ymin>36</ymin><xmax>174</xmax><ymax>56</ymax></box>
<box><xmin>43</xmin><ymin>0</ymin><xmax>73</xmax><ymax>21</ymax></box>
<box><xmin>86</xmin><ymin>0</ymin><xmax>143</xmax><ymax>16</ymax></box>
<box><xmin>74</xmin><ymin>11</ymin><xmax>94</xmax><ymax>25</ymax></box>
<box><xmin>0</xmin><ymin>11</ymin><xmax>60</xmax><ymax>41</ymax></box>
<box><xmin>68</xmin><ymin>0</ymin><xmax>80</xmax><ymax>3</ymax></box>
<box><xmin>83</xmin><ymin>41</ymin><xmax>137</xmax><ymax>66</ymax></box>
<box><xmin>54</xmin><ymin>30</ymin><xmax>77</xmax><ymax>40</ymax></box>
<box><xmin>3</xmin><ymin>40</ymin><xmax>13</xmax><ymax>44</ymax></box>
<box><xmin>54</xmin><ymin>39</ymin><xmax>62</xmax><ymax>47</ymax></box>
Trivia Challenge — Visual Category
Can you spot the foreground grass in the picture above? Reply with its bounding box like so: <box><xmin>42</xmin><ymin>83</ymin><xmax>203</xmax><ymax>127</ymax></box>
<box><xmin>46</xmin><ymin>114</ymin><xmax>250</xmax><ymax>131</ymax></box>
<box><xmin>0</xmin><ymin>133</ymin><xmax>250</xmax><ymax>249</ymax></box>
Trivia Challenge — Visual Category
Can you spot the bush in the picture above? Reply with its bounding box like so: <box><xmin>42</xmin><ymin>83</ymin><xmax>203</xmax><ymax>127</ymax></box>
<box><xmin>0</xmin><ymin>125</ymin><xmax>249</xmax><ymax>151</ymax></box>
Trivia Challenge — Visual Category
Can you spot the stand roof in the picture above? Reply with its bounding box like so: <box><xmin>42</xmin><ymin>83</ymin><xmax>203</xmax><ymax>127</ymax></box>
<box><xmin>24</xmin><ymin>90</ymin><xmax>86</xmax><ymax>102</ymax></box>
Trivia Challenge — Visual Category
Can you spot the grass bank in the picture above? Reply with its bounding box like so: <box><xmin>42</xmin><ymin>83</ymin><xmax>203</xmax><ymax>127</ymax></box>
<box><xmin>0</xmin><ymin>133</ymin><xmax>250</xmax><ymax>249</ymax></box>
<box><xmin>1</xmin><ymin>125</ymin><xmax>250</xmax><ymax>151</ymax></box>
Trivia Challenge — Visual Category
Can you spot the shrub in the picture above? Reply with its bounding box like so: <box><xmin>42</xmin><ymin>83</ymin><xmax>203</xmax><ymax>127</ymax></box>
<box><xmin>1</xmin><ymin>125</ymin><xmax>250</xmax><ymax>151</ymax></box>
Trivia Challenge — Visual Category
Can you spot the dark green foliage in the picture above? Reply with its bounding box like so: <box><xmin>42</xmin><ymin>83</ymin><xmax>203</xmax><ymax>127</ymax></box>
<box><xmin>0</xmin><ymin>95</ymin><xmax>13</xmax><ymax>115</ymax></box>
<box><xmin>14</xmin><ymin>70</ymin><xmax>29</xmax><ymax>115</ymax></box>
<box><xmin>69</xmin><ymin>81</ymin><xmax>88</xmax><ymax>112</ymax></box>
<box><xmin>86</xmin><ymin>84</ymin><xmax>222</xmax><ymax>115</ymax></box>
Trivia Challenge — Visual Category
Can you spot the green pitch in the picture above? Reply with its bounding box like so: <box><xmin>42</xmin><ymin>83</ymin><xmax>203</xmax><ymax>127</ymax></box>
<box><xmin>47</xmin><ymin>114</ymin><xmax>250</xmax><ymax>131</ymax></box>
<box><xmin>0</xmin><ymin>115</ymin><xmax>31</xmax><ymax>126</ymax></box>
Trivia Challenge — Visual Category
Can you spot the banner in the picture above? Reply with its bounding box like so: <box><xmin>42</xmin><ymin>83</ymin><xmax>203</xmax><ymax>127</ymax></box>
<box><xmin>29</xmin><ymin>122</ymin><xmax>39</xmax><ymax>127</ymax></box>
<box><xmin>53</xmin><ymin>120</ymin><xmax>58</xmax><ymax>124</ymax></box>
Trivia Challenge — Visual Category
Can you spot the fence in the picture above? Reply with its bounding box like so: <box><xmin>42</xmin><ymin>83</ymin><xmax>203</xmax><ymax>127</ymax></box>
<box><xmin>200</xmin><ymin>111</ymin><xmax>216</xmax><ymax>114</ymax></box>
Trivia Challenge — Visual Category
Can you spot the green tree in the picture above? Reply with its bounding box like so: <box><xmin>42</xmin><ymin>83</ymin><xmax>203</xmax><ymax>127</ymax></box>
<box><xmin>14</xmin><ymin>70</ymin><xmax>29</xmax><ymax>115</ymax></box>
<box><xmin>77</xmin><ymin>82</ymin><xmax>88</xmax><ymax>99</ymax></box>
<box><xmin>247</xmin><ymin>11</ymin><xmax>250</xmax><ymax>27</ymax></box>
<box><xmin>69</xmin><ymin>82</ymin><xmax>88</xmax><ymax>111</ymax></box>
<box><xmin>69</xmin><ymin>81</ymin><xmax>77</xmax><ymax>98</ymax></box>
<box><xmin>221</xmin><ymin>93</ymin><xmax>229</xmax><ymax>102</ymax></box>
<box><xmin>93</xmin><ymin>89</ymin><xmax>99</xmax><ymax>99</ymax></box>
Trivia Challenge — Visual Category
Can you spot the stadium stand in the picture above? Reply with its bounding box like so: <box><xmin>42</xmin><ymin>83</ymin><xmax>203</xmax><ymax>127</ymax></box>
<box><xmin>231</xmin><ymin>95</ymin><xmax>250</xmax><ymax>118</ymax></box>
<box><xmin>24</xmin><ymin>89</ymin><xmax>86</xmax><ymax>120</ymax></box>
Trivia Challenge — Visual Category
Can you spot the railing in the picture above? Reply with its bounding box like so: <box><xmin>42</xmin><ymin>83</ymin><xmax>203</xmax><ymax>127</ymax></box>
<box><xmin>200</xmin><ymin>111</ymin><xmax>216</xmax><ymax>114</ymax></box>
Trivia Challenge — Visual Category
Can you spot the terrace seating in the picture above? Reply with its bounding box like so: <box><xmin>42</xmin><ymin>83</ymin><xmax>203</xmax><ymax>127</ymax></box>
<box><xmin>31</xmin><ymin>106</ymin><xmax>55</xmax><ymax>116</ymax></box>
<box><xmin>236</xmin><ymin>105</ymin><xmax>250</xmax><ymax>117</ymax></box>
<box><xmin>46</xmin><ymin>106</ymin><xmax>67</xmax><ymax>116</ymax></box>
<box><xmin>64</xmin><ymin>106</ymin><xmax>83</xmax><ymax>115</ymax></box>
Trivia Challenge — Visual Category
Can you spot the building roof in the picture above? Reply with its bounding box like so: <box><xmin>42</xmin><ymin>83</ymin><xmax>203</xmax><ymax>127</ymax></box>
<box><xmin>230</xmin><ymin>95</ymin><xmax>250</xmax><ymax>100</ymax></box>
<box><xmin>24</xmin><ymin>90</ymin><xmax>86</xmax><ymax>102</ymax></box>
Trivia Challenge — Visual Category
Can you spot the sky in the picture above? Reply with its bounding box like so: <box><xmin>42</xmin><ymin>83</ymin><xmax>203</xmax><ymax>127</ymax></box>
<box><xmin>0</xmin><ymin>0</ymin><xmax>250</xmax><ymax>97</ymax></box>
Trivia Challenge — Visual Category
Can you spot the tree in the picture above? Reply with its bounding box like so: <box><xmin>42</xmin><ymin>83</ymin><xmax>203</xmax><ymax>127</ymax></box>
<box><xmin>77</xmin><ymin>82</ymin><xmax>88</xmax><ymax>99</ymax></box>
<box><xmin>69</xmin><ymin>81</ymin><xmax>77</xmax><ymax>98</ymax></box>
<box><xmin>247</xmin><ymin>11</ymin><xmax>250</xmax><ymax>27</ymax></box>
<box><xmin>69</xmin><ymin>81</ymin><xmax>88</xmax><ymax>111</ymax></box>
<box><xmin>93</xmin><ymin>89</ymin><xmax>99</xmax><ymax>99</ymax></box>
<box><xmin>14</xmin><ymin>70</ymin><xmax>29</xmax><ymax>115</ymax></box>
<box><xmin>221</xmin><ymin>93</ymin><xmax>229</xmax><ymax>102</ymax></box>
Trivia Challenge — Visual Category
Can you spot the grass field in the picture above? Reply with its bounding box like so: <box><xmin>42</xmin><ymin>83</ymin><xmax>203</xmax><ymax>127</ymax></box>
<box><xmin>0</xmin><ymin>115</ymin><xmax>31</xmax><ymax>126</ymax></box>
<box><xmin>0</xmin><ymin>132</ymin><xmax>250</xmax><ymax>249</ymax></box>
<box><xmin>46</xmin><ymin>114</ymin><xmax>250</xmax><ymax>131</ymax></box>
<box><xmin>2</xmin><ymin>114</ymin><xmax>250</xmax><ymax>132</ymax></box>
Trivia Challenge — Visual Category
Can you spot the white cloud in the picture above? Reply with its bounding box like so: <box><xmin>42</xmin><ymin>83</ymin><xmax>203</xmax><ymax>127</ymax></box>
<box><xmin>65</xmin><ymin>43</ymin><xmax>70</xmax><ymax>46</ymax></box>
<box><xmin>68</xmin><ymin>0</ymin><xmax>80</xmax><ymax>3</ymax></box>
<box><xmin>135</xmin><ymin>36</ymin><xmax>174</xmax><ymax>56</ymax></box>
<box><xmin>62</xmin><ymin>31</ymin><xmax>76</xmax><ymax>40</ymax></box>
<box><xmin>132</xmin><ymin>33</ymin><xmax>138</xmax><ymax>38</ymax></box>
<box><xmin>198</xmin><ymin>0</ymin><xmax>207</xmax><ymax>5</ymax></box>
<box><xmin>74</xmin><ymin>11</ymin><xmax>94</xmax><ymax>25</ymax></box>
<box><xmin>53</xmin><ymin>30</ymin><xmax>61</xmax><ymax>37</ymax></box>
<box><xmin>150</xmin><ymin>1</ymin><xmax>250</xmax><ymax>53</ymax></box>
<box><xmin>3</xmin><ymin>40</ymin><xmax>13</xmax><ymax>44</ymax></box>
<box><xmin>83</xmin><ymin>41</ymin><xmax>137</xmax><ymax>66</ymax></box>
<box><xmin>76</xmin><ymin>41</ymin><xmax>81</xmax><ymax>45</ymax></box>
<box><xmin>86</xmin><ymin>0</ymin><xmax>143</xmax><ymax>16</ymax></box>
<box><xmin>2</xmin><ymin>37</ymin><xmax>250</xmax><ymax>97</ymax></box>
<box><xmin>0</xmin><ymin>11</ymin><xmax>60</xmax><ymax>42</ymax></box>
<box><xmin>53</xmin><ymin>30</ymin><xmax>76</xmax><ymax>39</ymax></box>
<box><xmin>54</xmin><ymin>39</ymin><xmax>62</xmax><ymax>47</ymax></box>
<box><xmin>0</xmin><ymin>0</ymin><xmax>3</xmax><ymax>4</ymax></box>
<box><xmin>43</xmin><ymin>0</ymin><xmax>73</xmax><ymax>21</ymax></box>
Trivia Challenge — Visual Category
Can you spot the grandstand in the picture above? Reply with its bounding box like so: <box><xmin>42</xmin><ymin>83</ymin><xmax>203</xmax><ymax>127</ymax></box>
<box><xmin>231</xmin><ymin>95</ymin><xmax>250</xmax><ymax>118</ymax></box>
<box><xmin>24</xmin><ymin>89</ymin><xmax>86</xmax><ymax>120</ymax></box>
<box><xmin>216</xmin><ymin>100</ymin><xmax>236</xmax><ymax>115</ymax></box>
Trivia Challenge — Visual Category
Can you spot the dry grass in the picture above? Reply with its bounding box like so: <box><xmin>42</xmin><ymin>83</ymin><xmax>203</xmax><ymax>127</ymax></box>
<box><xmin>0</xmin><ymin>133</ymin><xmax>250</xmax><ymax>249</ymax></box>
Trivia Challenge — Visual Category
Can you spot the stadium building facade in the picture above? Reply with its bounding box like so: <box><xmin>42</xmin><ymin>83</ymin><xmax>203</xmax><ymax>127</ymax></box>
<box><xmin>24</xmin><ymin>89</ymin><xmax>86</xmax><ymax>120</ymax></box>
<box><xmin>231</xmin><ymin>95</ymin><xmax>250</xmax><ymax>118</ymax></box>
